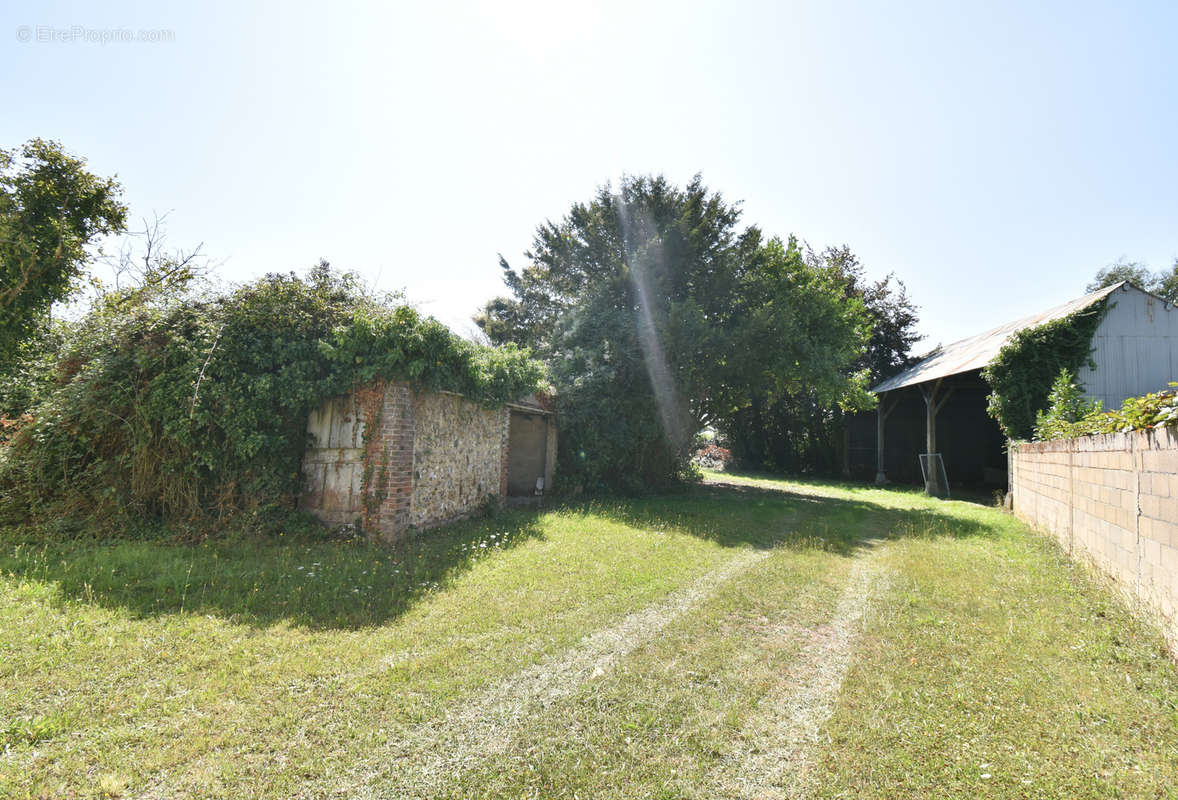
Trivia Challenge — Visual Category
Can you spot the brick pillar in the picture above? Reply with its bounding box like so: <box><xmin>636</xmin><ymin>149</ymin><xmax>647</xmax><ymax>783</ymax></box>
<box><xmin>360</xmin><ymin>381</ymin><xmax>416</xmax><ymax>541</ymax></box>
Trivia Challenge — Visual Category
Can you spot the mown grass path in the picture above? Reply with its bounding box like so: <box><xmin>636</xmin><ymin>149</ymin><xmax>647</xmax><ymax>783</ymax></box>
<box><xmin>704</xmin><ymin>538</ymin><xmax>891</xmax><ymax>799</ymax></box>
<box><xmin>343</xmin><ymin>549</ymin><xmax>771</xmax><ymax>799</ymax></box>
<box><xmin>2</xmin><ymin>475</ymin><xmax>1176</xmax><ymax>798</ymax></box>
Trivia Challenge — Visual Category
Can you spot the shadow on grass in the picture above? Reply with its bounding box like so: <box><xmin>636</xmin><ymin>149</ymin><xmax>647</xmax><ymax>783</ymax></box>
<box><xmin>0</xmin><ymin>475</ymin><xmax>999</xmax><ymax>631</ymax></box>
<box><xmin>576</xmin><ymin>476</ymin><xmax>997</xmax><ymax>557</ymax></box>
<box><xmin>0</xmin><ymin>510</ymin><xmax>547</xmax><ymax>631</ymax></box>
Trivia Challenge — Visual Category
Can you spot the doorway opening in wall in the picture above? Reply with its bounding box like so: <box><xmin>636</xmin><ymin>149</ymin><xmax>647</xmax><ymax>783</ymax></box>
<box><xmin>507</xmin><ymin>410</ymin><xmax>548</xmax><ymax>499</ymax></box>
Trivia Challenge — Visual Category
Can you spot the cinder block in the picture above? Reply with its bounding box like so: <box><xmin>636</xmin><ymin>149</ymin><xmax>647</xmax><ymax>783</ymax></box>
<box><xmin>1162</xmin><ymin>544</ymin><xmax>1178</xmax><ymax>573</ymax></box>
<box><xmin>1143</xmin><ymin>449</ymin><xmax>1178</xmax><ymax>474</ymax></box>
<box><xmin>1144</xmin><ymin>537</ymin><xmax>1163</xmax><ymax>569</ymax></box>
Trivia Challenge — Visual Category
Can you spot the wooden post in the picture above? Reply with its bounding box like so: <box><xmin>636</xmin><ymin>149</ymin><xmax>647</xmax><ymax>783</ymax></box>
<box><xmin>842</xmin><ymin>424</ymin><xmax>851</xmax><ymax>478</ymax></box>
<box><xmin>924</xmin><ymin>380</ymin><xmax>938</xmax><ymax>456</ymax></box>
<box><xmin>919</xmin><ymin>379</ymin><xmax>954</xmax><ymax>496</ymax></box>
<box><xmin>875</xmin><ymin>391</ymin><xmax>888</xmax><ymax>484</ymax></box>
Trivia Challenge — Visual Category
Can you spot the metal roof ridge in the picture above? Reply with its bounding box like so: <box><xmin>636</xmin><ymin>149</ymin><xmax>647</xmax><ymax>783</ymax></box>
<box><xmin>870</xmin><ymin>281</ymin><xmax>1126</xmax><ymax>394</ymax></box>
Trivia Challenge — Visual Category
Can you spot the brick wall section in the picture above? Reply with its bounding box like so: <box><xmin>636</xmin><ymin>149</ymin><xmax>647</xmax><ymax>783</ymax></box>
<box><xmin>363</xmin><ymin>382</ymin><xmax>415</xmax><ymax>539</ymax></box>
<box><xmin>301</xmin><ymin>382</ymin><xmax>514</xmax><ymax>542</ymax></box>
<box><xmin>1012</xmin><ymin>429</ymin><xmax>1178</xmax><ymax>653</ymax></box>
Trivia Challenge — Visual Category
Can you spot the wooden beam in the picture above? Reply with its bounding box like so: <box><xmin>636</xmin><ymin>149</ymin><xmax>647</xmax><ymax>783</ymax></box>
<box><xmin>934</xmin><ymin>386</ymin><xmax>955</xmax><ymax>414</ymax></box>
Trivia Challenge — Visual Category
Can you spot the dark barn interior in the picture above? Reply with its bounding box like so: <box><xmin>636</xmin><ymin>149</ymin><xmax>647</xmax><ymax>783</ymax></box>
<box><xmin>847</xmin><ymin>369</ymin><xmax>1007</xmax><ymax>490</ymax></box>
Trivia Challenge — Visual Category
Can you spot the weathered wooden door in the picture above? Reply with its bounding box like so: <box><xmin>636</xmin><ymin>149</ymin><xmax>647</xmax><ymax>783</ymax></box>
<box><xmin>507</xmin><ymin>411</ymin><xmax>548</xmax><ymax>496</ymax></box>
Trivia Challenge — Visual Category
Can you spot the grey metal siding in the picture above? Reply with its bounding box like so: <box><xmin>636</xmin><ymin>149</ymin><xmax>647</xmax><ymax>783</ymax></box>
<box><xmin>1078</xmin><ymin>285</ymin><xmax>1178</xmax><ymax>410</ymax></box>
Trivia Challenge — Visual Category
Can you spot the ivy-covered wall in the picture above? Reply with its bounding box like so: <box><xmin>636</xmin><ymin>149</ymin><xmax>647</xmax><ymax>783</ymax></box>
<box><xmin>0</xmin><ymin>268</ymin><xmax>547</xmax><ymax>528</ymax></box>
<box><xmin>983</xmin><ymin>299</ymin><xmax>1109</xmax><ymax>440</ymax></box>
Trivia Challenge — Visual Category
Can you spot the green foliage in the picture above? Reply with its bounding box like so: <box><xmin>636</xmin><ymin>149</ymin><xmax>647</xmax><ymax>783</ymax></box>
<box><xmin>724</xmin><ymin>238</ymin><xmax>875</xmax><ymax>412</ymax></box>
<box><xmin>721</xmin><ymin>244</ymin><xmax>920</xmax><ymax>474</ymax></box>
<box><xmin>0</xmin><ymin>263</ymin><xmax>545</xmax><ymax>527</ymax></box>
<box><xmin>811</xmin><ymin>245</ymin><xmax>922</xmax><ymax>385</ymax></box>
<box><xmin>0</xmin><ymin>315</ymin><xmax>72</xmax><ymax>419</ymax></box>
<box><xmin>0</xmin><ymin>139</ymin><xmax>126</xmax><ymax>365</ymax></box>
<box><xmin>1033</xmin><ymin>381</ymin><xmax>1178</xmax><ymax>440</ymax></box>
<box><xmin>982</xmin><ymin>299</ymin><xmax>1108</xmax><ymax>440</ymax></box>
<box><xmin>1157</xmin><ymin>263</ymin><xmax>1178</xmax><ymax>305</ymax></box>
<box><xmin>2</xmin><ymin>711</ymin><xmax>74</xmax><ymax>747</ymax></box>
<box><xmin>1033</xmin><ymin>369</ymin><xmax>1102</xmax><ymax>441</ymax></box>
<box><xmin>476</xmin><ymin>175</ymin><xmax>872</xmax><ymax>492</ymax></box>
<box><xmin>1087</xmin><ymin>385</ymin><xmax>1178</xmax><ymax>433</ymax></box>
<box><xmin>1087</xmin><ymin>256</ymin><xmax>1178</xmax><ymax>303</ymax></box>
<box><xmin>1087</xmin><ymin>258</ymin><xmax>1155</xmax><ymax>294</ymax></box>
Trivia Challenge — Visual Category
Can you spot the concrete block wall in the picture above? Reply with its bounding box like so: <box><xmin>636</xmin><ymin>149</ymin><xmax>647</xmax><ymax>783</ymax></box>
<box><xmin>1012</xmin><ymin>428</ymin><xmax>1178</xmax><ymax>653</ymax></box>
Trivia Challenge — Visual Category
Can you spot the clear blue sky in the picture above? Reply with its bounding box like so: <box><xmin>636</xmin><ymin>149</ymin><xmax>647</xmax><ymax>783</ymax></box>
<box><xmin>3</xmin><ymin>0</ymin><xmax>1175</xmax><ymax>349</ymax></box>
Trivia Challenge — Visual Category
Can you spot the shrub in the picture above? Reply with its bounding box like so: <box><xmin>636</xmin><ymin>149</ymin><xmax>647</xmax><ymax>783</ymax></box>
<box><xmin>1033</xmin><ymin>369</ymin><xmax>1102</xmax><ymax>441</ymax></box>
<box><xmin>693</xmin><ymin>443</ymin><xmax>733</xmax><ymax>471</ymax></box>
<box><xmin>1032</xmin><ymin>374</ymin><xmax>1178</xmax><ymax>441</ymax></box>
<box><xmin>1095</xmin><ymin>385</ymin><xmax>1178</xmax><ymax>432</ymax></box>
<box><xmin>0</xmin><ymin>264</ymin><xmax>546</xmax><ymax>529</ymax></box>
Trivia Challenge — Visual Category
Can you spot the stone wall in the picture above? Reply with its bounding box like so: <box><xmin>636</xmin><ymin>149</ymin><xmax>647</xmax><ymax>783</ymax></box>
<box><xmin>300</xmin><ymin>382</ymin><xmax>532</xmax><ymax>540</ymax></box>
<box><xmin>409</xmin><ymin>391</ymin><xmax>508</xmax><ymax>529</ymax></box>
<box><xmin>1012</xmin><ymin>429</ymin><xmax>1178</xmax><ymax>653</ymax></box>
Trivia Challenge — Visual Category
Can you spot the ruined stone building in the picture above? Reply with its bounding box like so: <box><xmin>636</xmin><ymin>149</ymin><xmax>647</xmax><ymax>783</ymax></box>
<box><xmin>299</xmin><ymin>381</ymin><xmax>556</xmax><ymax>539</ymax></box>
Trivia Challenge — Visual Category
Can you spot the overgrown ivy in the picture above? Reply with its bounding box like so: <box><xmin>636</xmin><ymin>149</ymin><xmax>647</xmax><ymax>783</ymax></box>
<box><xmin>0</xmin><ymin>264</ymin><xmax>546</xmax><ymax>530</ymax></box>
<box><xmin>982</xmin><ymin>299</ymin><xmax>1109</xmax><ymax>440</ymax></box>
<box><xmin>1034</xmin><ymin>370</ymin><xmax>1178</xmax><ymax>440</ymax></box>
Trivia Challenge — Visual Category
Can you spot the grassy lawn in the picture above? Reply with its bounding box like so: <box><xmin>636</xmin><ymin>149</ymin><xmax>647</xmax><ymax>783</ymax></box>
<box><xmin>1</xmin><ymin>474</ymin><xmax>1176</xmax><ymax>798</ymax></box>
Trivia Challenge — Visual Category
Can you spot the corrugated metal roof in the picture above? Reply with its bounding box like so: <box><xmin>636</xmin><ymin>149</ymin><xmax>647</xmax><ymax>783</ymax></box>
<box><xmin>871</xmin><ymin>282</ymin><xmax>1125</xmax><ymax>394</ymax></box>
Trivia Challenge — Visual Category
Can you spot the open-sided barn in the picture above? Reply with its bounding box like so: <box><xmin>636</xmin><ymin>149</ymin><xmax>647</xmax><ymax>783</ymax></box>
<box><xmin>850</xmin><ymin>282</ymin><xmax>1178</xmax><ymax>494</ymax></box>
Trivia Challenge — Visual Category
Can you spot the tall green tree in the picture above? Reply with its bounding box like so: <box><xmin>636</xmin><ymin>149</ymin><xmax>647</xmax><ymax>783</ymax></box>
<box><xmin>805</xmin><ymin>245</ymin><xmax>921</xmax><ymax>383</ymax></box>
<box><xmin>477</xmin><ymin>175</ymin><xmax>871</xmax><ymax>491</ymax></box>
<box><xmin>0</xmin><ymin>139</ymin><xmax>126</xmax><ymax>365</ymax></box>
<box><xmin>720</xmin><ymin>245</ymin><xmax>919</xmax><ymax>474</ymax></box>
<box><xmin>1157</xmin><ymin>261</ymin><xmax>1178</xmax><ymax>303</ymax></box>
<box><xmin>1087</xmin><ymin>257</ymin><xmax>1178</xmax><ymax>303</ymax></box>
